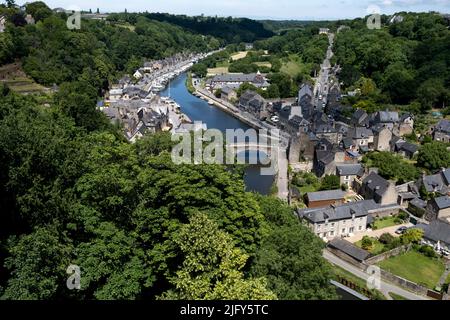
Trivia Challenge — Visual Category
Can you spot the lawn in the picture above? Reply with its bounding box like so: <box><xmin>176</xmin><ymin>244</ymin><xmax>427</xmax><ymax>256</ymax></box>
<box><xmin>280</xmin><ymin>54</ymin><xmax>310</xmax><ymax>77</ymax></box>
<box><xmin>372</xmin><ymin>216</ymin><xmax>402</xmax><ymax>230</ymax></box>
<box><xmin>355</xmin><ymin>238</ymin><xmax>386</xmax><ymax>255</ymax></box>
<box><xmin>231</xmin><ymin>51</ymin><xmax>248</xmax><ymax>61</ymax></box>
<box><xmin>2</xmin><ymin>78</ymin><xmax>47</xmax><ymax>94</ymax></box>
<box><xmin>377</xmin><ymin>250</ymin><xmax>445</xmax><ymax>289</ymax></box>
<box><xmin>389</xmin><ymin>292</ymin><xmax>408</xmax><ymax>300</ymax></box>
<box><xmin>331</xmin><ymin>265</ymin><xmax>386</xmax><ymax>300</ymax></box>
<box><xmin>254</xmin><ymin>61</ymin><xmax>272</xmax><ymax>68</ymax></box>
<box><xmin>207</xmin><ymin>67</ymin><xmax>229</xmax><ymax>76</ymax></box>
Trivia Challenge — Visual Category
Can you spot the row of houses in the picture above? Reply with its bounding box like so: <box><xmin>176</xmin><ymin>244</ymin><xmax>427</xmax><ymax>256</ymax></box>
<box><xmin>206</xmin><ymin>71</ymin><xmax>270</xmax><ymax>91</ymax></box>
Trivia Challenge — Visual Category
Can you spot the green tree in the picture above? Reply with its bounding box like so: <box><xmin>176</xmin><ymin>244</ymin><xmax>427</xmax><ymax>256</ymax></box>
<box><xmin>159</xmin><ymin>212</ymin><xmax>276</xmax><ymax>300</ymax></box>
<box><xmin>417</xmin><ymin>142</ymin><xmax>450</xmax><ymax>171</ymax></box>
<box><xmin>400</xmin><ymin>228</ymin><xmax>424</xmax><ymax>245</ymax></box>
<box><xmin>361</xmin><ymin>236</ymin><xmax>373</xmax><ymax>250</ymax></box>
<box><xmin>320</xmin><ymin>175</ymin><xmax>341</xmax><ymax>191</ymax></box>
<box><xmin>2</xmin><ymin>226</ymin><xmax>72</xmax><ymax>300</ymax></box>
<box><xmin>250</xmin><ymin>196</ymin><xmax>337</xmax><ymax>300</ymax></box>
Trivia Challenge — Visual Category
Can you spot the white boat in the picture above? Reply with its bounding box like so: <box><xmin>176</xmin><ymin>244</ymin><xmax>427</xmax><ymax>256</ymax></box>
<box><xmin>208</xmin><ymin>100</ymin><xmax>214</xmax><ymax>105</ymax></box>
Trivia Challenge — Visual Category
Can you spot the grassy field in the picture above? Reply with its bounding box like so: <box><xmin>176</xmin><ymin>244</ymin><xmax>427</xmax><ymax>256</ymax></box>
<box><xmin>207</xmin><ymin>67</ymin><xmax>229</xmax><ymax>76</ymax></box>
<box><xmin>280</xmin><ymin>54</ymin><xmax>310</xmax><ymax>77</ymax></box>
<box><xmin>373</xmin><ymin>216</ymin><xmax>402</xmax><ymax>229</ymax></box>
<box><xmin>2</xmin><ymin>78</ymin><xmax>47</xmax><ymax>94</ymax></box>
<box><xmin>231</xmin><ymin>51</ymin><xmax>248</xmax><ymax>61</ymax></box>
<box><xmin>254</xmin><ymin>61</ymin><xmax>272</xmax><ymax>68</ymax></box>
<box><xmin>332</xmin><ymin>265</ymin><xmax>386</xmax><ymax>300</ymax></box>
<box><xmin>378</xmin><ymin>251</ymin><xmax>445</xmax><ymax>289</ymax></box>
<box><xmin>355</xmin><ymin>237</ymin><xmax>386</xmax><ymax>255</ymax></box>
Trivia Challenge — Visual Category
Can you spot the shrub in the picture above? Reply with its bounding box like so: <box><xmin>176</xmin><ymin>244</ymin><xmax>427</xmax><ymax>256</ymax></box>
<box><xmin>361</xmin><ymin>236</ymin><xmax>374</xmax><ymax>250</ymax></box>
<box><xmin>379</xmin><ymin>233</ymin><xmax>395</xmax><ymax>245</ymax></box>
<box><xmin>419</xmin><ymin>245</ymin><xmax>437</xmax><ymax>258</ymax></box>
<box><xmin>386</xmin><ymin>237</ymin><xmax>402</xmax><ymax>250</ymax></box>
<box><xmin>397</xmin><ymin>211</ymin><xmax>408</xmax><ymax>221</ymax></box>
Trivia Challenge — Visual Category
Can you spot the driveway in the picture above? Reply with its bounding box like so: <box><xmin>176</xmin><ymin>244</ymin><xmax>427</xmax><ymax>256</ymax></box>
<box><xmin>345</xmin><ymin>222</ymin><xmax>414</xmax><ymax>243</ymax></box>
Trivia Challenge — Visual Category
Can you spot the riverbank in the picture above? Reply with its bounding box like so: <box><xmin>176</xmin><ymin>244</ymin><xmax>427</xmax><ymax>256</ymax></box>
<box><xmin>185</xmin><ymin>72</ymin><xmax>195</xmax><ymax>94</ymax></box>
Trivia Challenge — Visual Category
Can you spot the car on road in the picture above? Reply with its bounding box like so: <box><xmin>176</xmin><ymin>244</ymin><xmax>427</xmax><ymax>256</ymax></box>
<box><xmin>395</xmin><ymin>226</ymin><xmax>407</xmax><ymax>234</ymax></box>
<box><xmin>322</xmin><ymin>102</ymin><xmax>326</xmax><ymax>108</ymax></box>
<box><xmin>271</xmin><ymin>116</ymin><xmax>279</xmax><ymax>123</ymax></box>
<box><xmin>318</xmin><ymin>95</ymin><xmax>323</xmax><ymax>100</ymax></box>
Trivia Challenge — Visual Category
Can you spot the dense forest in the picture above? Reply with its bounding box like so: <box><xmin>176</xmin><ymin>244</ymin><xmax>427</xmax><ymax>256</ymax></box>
<box><xmin>333</xmin><ymin>12</ymin><xmax>450</xmax><ymax>113</ymax></box>
<box><xmin>0</xmin><ymin>1</ymin><xmax>337</xmax><ymax>300</ymax></box>
<box><xmin>108</xmin><ymin>12</ymin><xmax>274</xmax><ymax>43</ymax></box>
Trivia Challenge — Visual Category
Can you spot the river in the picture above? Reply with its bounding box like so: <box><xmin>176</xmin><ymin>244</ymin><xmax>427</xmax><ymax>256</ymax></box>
<box><xmin>160</xmin><ymin>73</ymin><xmax>274</xmax><ymax>195</ymax></box>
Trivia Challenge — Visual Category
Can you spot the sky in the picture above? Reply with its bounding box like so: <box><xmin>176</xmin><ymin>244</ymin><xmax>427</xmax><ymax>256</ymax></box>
<box><xmin>15</xmin><ymin>0</ymin><xmax>450</xmax><ymax>20</ymax></box>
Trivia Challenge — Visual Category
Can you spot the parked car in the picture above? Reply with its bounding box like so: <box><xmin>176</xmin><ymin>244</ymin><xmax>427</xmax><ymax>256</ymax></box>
<box><xmin>395</xmin><ymin>226</ymin><xmax>407</xmax><ymax>234</ymax></box>
<box><xmin>441</xmin><ymin>249</ymin><xmax>450</xmax><ymax>256</ymax></box>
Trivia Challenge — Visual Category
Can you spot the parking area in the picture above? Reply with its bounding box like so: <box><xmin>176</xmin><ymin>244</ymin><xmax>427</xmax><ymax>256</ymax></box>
<box><xmin>345</xmin><ymin>222</ymin><xmax>414</xmax><ymax>244</ymax></box>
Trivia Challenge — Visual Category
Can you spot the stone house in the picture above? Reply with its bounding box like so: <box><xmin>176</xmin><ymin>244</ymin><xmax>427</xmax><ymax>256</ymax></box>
<box><xmin>432</xmin><ymin>119</ymin><xmax>450</xmax><ymax>143</ymax></box>
<box><xmin>336</xmin><ymin>163</ymin><xmax>364</xmax><ymax>190</ymax></box>
<box><xmin>297</xmin><ymin>200</ymin><xmax>378</xmax><ymax>241</ymax></box>
<box><xmin>373</xmin><ymin>126</ymin><xmax>392</xmax><ymax>152</ymax></box>
<box><xmin>426</xmin><ymin>196</ymin><xmax>450</xmax><ymax>222</ymax></box>
<box><xmin>220</xmin><ymin>86</ymin><xmax>237</xmax><ymax>102</ymax></box>
<box><xmin>357</xmin><ymin>172</ymin><xmax>398</xmax><ymax>205</ymax></box>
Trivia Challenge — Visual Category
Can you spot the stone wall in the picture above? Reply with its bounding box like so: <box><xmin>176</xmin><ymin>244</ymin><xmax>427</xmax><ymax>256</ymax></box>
<box><xmin>365</xmin><ymin>245</ymin><xmax>411</xmax><ymax>265</ymax></box>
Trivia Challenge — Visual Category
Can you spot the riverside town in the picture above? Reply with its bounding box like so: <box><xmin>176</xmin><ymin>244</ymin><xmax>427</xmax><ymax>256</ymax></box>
<box><xmin>0</xmin><ymin>0</ymin><xmax>450</xmax><ymax>310</ymax></box>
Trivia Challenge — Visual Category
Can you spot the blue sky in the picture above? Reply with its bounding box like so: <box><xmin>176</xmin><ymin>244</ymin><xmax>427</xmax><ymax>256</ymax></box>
<box><xmin>16</xmin><ymin>0</ymin><xmax>450</xmax><ymax>20</ymax></box>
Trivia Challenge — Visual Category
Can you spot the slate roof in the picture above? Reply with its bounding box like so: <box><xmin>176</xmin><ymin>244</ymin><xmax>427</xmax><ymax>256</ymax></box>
<box><xmin>336</xmin><ymin>164</ymin><xmax>364</xmax><ymax>176</ymax></box>
<box><xmin>362</xmin><ymin>172</ymin><xmax>390</xmax><ymax>197</ymax></box>
<box><xmin>398</xmin><ymin>142</ymin><xmax>419</xmax><ymax>154</ymax></box>
<box><xmin>211</xmin><ymin>73</ymin><xmax>268</xmax><ymax>85</ymax></box>
<box><xmin>289</xmin><ymin>115</ymin><xmax>309</xmax><ymax>128</ymax></box>
<box><xmin>443</xmin><ymin>169</ymin><xmax>450</xmax><ymax>185</ymax></box>
<box><xmin>435</xmin><ymin>119</ymin><xmax>450</xmax><ymax>134</ymax></box>
<box><xmin>433</xmin><ymin>196</ymin><xmax>450</xmax><ymax>210</ymax></box>
<box><xmin>416</xmin><ymin>220</ymin><xmax>450</xmax><ymax>245</ymax></box>
<box><xmin>298</xmin><ymin>200</ymin><xmax>378</xmax><ymax>223</ymax></box>
<box><xmin>298</xmin><ymin>83</ymin><xmax>313</xmax><ymax>99</ymax></box>
<box><xmin>422</xmin><ymin>173</ymin><xmax>446</xmax><ymax>193</ymax></box>
<box><xmin>307</xmin><ymin>189</ymin><xmax>347</xmax><ymax>202</ymax></box>
<box><xmin>349</xmin><ymin>127</ymin><xmax>373</xmax><ymax>139</ymax></box>
<box><xmin>352</xmin><ymin>109</ymin><xmax>368</xmax><ymax>124</ymax></box>
<box><xmin>376</xmin><ymin>111</ymin><xmax>399</xmax><ymax>123</ymax></box>
<box><xmin>409</xmin><ymin>197</ymin><xmax>426</xmax><ymax>209</ymax></box>
<box><xmin>327</xmin><ymin>238</ymin><xmax>371</xmax><ymax>262</ymax></box>
<box><xmin>221</xmin><ymin>86</ymin><xmax>235</xmax><ymax>95</ymax></box>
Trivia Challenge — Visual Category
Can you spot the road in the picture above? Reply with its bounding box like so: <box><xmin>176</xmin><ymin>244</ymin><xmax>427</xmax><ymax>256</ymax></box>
<box><xmin>323</xmin><ymin>250</ymin><xmax>431</xmax><ymax>300</ymax></box>
<box><xmin>313</xmin><ymin>33</ymin><xmax>335</xmax><ymax>110</ymax></box>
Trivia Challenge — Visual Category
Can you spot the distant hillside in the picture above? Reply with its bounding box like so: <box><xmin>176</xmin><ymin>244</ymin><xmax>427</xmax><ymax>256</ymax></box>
<box><xmin>260</xmin><ymin>20</ymin><xmax>324</xmax><ymax>32</ymax></box>
<box><xmin>107</xmin><ymin>12</ymin><xmax>274</xmax><ymax>43</ymax></box>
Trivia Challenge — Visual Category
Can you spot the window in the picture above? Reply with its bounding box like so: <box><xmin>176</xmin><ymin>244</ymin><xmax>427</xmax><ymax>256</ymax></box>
<box><xmin>317</xmin><ymin>224</ymin><xmax>321</xmax><ymax>230</ymax></box>
<box><xmin>342</xmin><ymin>228</ymin><xmax>346</xmax><ymax>234</ymax></box>
<box><xmin>329</xmin><ymin>231</ymin><xmax>334</xmax><ymax>236</ymax></box>
<box><xmin>345</xmin><ymin>175</ymin><xmax>350</xmax><ymax>180</ymax></box>
<box><xmin>349</xmin><ymin>227</ymin><xmax>354</xmax><ymax>233</ymax></box>
<box><xmin>331</xmin><ymin>223</ymin><xmax>335</xmax><ymax>227</ymax></box>
<box><xmin>359</xmin><ymin>226</ymin><xmax>362</xmax><ymax>231</ymax></box>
